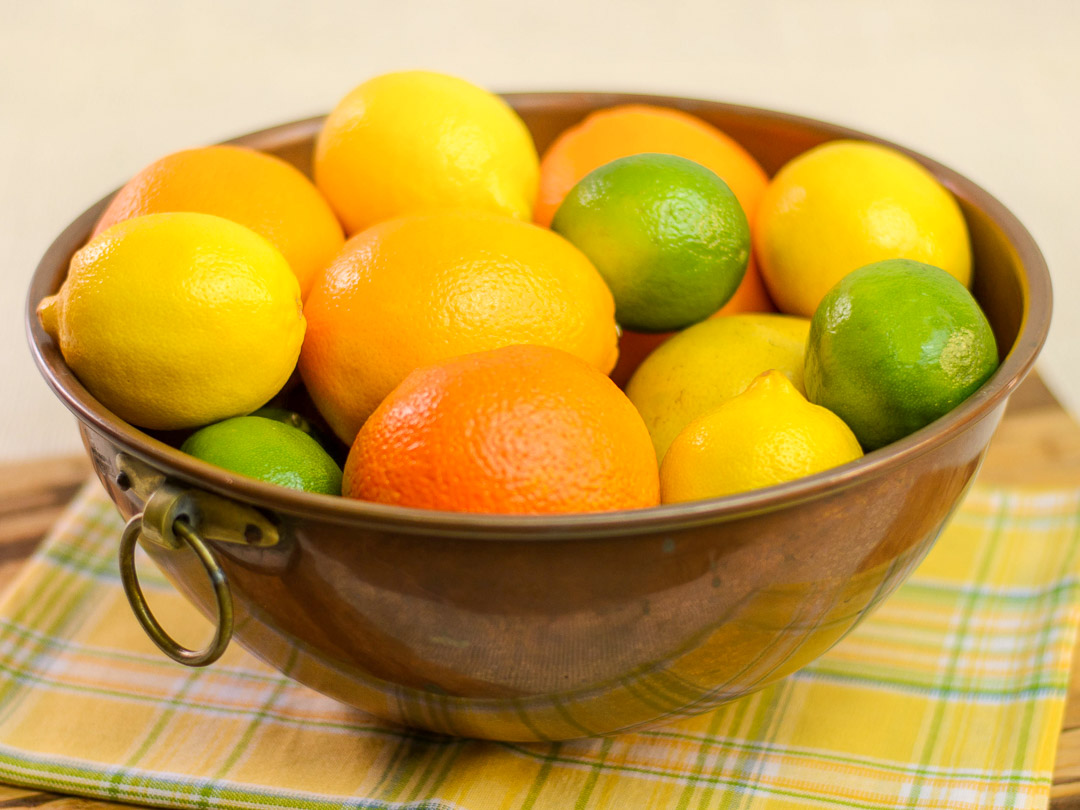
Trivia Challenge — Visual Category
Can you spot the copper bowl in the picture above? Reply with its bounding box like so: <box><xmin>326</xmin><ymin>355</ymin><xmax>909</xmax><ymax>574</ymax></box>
<box><xmin>26</xmin><ymin>92</ymin><xmax>1051</xmax><ymax>741</ymax></box>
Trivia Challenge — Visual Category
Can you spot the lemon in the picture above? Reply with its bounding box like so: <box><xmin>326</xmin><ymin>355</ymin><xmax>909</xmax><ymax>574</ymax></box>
<box><xmin>37</xmin><ymin>212</ymin><xmax>305</xmax><ymax>430</ymax></box>
<box><xmin>755</xmin><ymin>140</ymin><xmax>971</xmax><ymax>317</ymax></box>
<box><xmin>661</xmin><ymin>370</ymin><xmax>863</xmax><ymax>502</ymax></box>
<box><xmin>551</xmin><ymin>153</ymin><xmax>750</xmax><ymax>332</ymax></box>
<box><xmin>805</xmin><ymin>258</ymin><xmax>999</xmax><ymax>451</ymax></box>
<box><xmin>182</xmin><ymin>416</ymin><xmax>342</xmax><ymax>495</ymax></box>
<box><xmin>625</xmin><ymin>314</ymin><xmax>810</xmax><ymax>462</ymax></box>
<box><xmin>314</xmin><ymin>70</ymin><xmax>539</xmax><ymax>234</ymax></box>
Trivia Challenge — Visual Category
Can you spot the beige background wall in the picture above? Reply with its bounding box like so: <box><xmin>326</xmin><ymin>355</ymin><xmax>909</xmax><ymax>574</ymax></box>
<box><xmin>3</xmin><ymin>0</ymin><xmax>1076</xmax><ymax>460</ymax></box>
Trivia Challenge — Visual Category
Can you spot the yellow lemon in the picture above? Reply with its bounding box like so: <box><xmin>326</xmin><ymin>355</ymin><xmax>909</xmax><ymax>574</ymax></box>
<box><xmin>754</xmin><ymin>140</ymin><xmax>971</xmax><ymax>317</ymax></box>
<box><xmin>625</xmin><ymin>314</ymin><xmax>810</xmax><ymax>463</ymax></box>
<box><xmin>37</xmin><ymin>212</ymin><xmax>305</xmax><ymax>430</ymax></box>
<box><xmin>661</xmin><ymin>370</ymin><xmax>863</xmax><ymax>502</ymax></box>
<box><xmin>314</xmin><ymin>70</ymin><xmax>539</xmax><ymax>234</ymax></box>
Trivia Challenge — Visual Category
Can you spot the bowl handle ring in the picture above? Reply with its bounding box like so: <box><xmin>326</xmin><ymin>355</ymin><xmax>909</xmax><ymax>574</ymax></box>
<box><xmin>118</xmin><ymin>511</ymin><xmax>234</xmax><ymax>667</ymax></box>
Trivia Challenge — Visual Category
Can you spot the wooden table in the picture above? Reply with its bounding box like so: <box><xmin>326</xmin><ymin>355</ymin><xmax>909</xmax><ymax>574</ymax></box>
<box><xmin>2</xmin><ymin>374</ymin><xmax>1080</xmax><ymax>808</ymax></box>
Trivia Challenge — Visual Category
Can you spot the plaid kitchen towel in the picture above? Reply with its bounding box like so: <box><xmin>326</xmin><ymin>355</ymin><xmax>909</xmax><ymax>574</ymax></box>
<box><xmin>0</xmin><ymin>479</ymin><xmax>1077</xmax><ymax>810</ymax></box>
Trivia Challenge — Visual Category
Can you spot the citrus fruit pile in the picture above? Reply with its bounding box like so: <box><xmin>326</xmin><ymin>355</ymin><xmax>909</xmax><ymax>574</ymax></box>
<box><xmin>37</xmin><ymin>70</ymin><xmax>1000</xmax><ymax>514</ymax></box>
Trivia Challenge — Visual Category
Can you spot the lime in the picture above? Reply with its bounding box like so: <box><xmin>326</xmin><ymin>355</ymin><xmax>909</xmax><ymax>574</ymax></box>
<box><xmin>625</xmin><ymin>313</ymin><xmax>810</xmax><ymax>462</ymax></box>
<box><xmin>181</xmin><ymin>416</ymin><xmax>343</xmax><ymax>495</ymax></box>
<box><xmin>551</xmin><ymin>153</ymin><xmax>750</xmax><ymax>332</ymax></box>
<box><xmin>661</xmin><ymin>370</ymin><xmax>862</xmax><ymax>502</ymax></box>
<box><xmin>804</xmin><ymin>258</ymin><xmax>998</xmax><ymax>451</ymax></box>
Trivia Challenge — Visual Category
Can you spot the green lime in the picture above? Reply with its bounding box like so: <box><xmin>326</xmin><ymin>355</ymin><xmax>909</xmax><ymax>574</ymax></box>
<box><xmin>181</xmin><ymin>416</ymin><xmax>343</xmax><ymax>495</ymax></box>
<box><xmin>804</xmin><ymin>259</ymin><xmax>999</xmax><ymax>451</ymax></box>
<box><xmin>551</xmin><ymin>153</ymin><xmax>750</xmax><ymax>332</ymax></box>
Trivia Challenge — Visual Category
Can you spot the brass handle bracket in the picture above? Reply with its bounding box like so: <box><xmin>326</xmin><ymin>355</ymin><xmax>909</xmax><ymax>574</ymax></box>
<box><xmin>115</xmin><ymin>454</ymin><xmax>279</xmax><ymax>549</ymax></box>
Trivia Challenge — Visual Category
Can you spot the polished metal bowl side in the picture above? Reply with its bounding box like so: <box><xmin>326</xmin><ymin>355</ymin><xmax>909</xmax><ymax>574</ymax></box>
<box><xmin>26</xmin><ymin>93</ymin><xmax>1051</xmax><ymax>741</ymax></box>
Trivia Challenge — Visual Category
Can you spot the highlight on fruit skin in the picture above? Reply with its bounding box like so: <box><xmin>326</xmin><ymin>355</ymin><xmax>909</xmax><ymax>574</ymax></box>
<box><xmin>92</xmin><ymin>144</ymin><xmax>344</xmax><ymax>299</ymax></box>
<box><xmin>660</xmin><ymin>369</ymin><xmax>863</xmax><ymax>503</ymax></box>
<box><xmin>314</xmin><ymin>70</ymin><xmax>540</xmax><ymax>235</ymax></box>
<box><xmin>38</xmin><ymin>212</ymin><xmax>305</xmax><ymax>431</ymax></box>
<box><xmin>343</xmin><ymin>344</ymin><xmax>660</xmax><ymax>515</ymax></box>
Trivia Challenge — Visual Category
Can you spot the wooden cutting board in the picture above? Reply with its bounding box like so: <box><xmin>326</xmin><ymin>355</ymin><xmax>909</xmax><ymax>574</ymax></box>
<box><xmin>2</xmin><ymin>373</ymin><xmax>1080</xmax><ymax>809</ymax></box>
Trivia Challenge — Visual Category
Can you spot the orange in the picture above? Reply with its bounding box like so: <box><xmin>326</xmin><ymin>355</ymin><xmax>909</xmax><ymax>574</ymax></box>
<box><xmin>534</xmin><ymin>105</ymin><xmax>768</xmax><ymax>227</ymax></box>
<box><xmin>344</xmin><ymin>345</ymin><xmax>659</xmax><ymax>514</ymax></box>
<box><xmin>93</xmin><ymin>145</ymin><xmax>344</xmax><ymax>298</ymax></box>
<box><xmin>299</xmin><ymin>210</ymin><xmax>619</xmax><ymax>445</ymax></box>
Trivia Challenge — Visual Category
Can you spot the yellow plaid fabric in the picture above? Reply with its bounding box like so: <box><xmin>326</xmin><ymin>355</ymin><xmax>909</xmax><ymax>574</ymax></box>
<box><xmin>0</xmin><ymin>480</ymin><xmax>1077</xmax><ymax>809</ymax></box>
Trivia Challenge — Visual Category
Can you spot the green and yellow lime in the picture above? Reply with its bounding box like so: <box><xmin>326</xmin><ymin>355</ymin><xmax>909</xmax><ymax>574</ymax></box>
<box><xmin>181</xmin><ymin>416</ymin><xmax>343</xmax><ymax>495</ymax></box>
<box><xmin>551</xmin><ymin>153</ymin><xmax>750</xmax><ymax>332</ymax></box>
<box><xmin>804</xmin><ymin>258</ymin><xmax>998</xmax><ymax>451</ymax></box>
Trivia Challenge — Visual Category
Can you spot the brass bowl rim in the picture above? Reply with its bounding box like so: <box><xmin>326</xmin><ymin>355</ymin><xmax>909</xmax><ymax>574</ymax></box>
<box><xmin>25</xmin><ymin>91</ymin><xmax>1053</xmax><ymax>541</ymax></box>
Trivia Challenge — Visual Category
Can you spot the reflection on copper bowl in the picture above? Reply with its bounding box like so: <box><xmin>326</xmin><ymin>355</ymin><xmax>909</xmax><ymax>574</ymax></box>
<box><xmin>26</xmin><ymin>93</ymin><xmax>1051</xmax><ymax>741</ymax></box>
